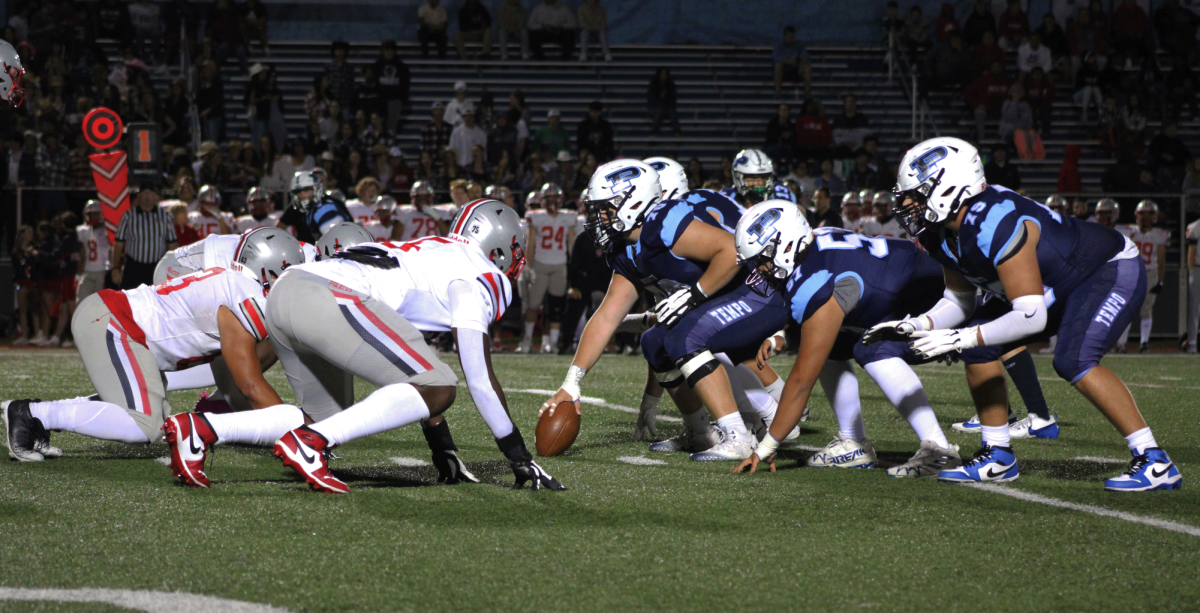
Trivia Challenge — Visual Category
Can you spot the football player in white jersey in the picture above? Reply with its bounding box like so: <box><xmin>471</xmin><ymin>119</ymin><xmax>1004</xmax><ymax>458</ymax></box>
<box><xmin>1187</xmin><ymin>216</ymin><xmax>1200</xmax><ymax>353</ymax></box>
<box><xmin>840</xmin><ymin>192</ymin><xmax>869</xmax><ymax>233</ymax></box>
<box><xmin>867</xmin><ymin>192</ymin><xmax>906</xmax><ymax>238</ymax></box>
<box><xmin>76</xmin><ymin>200</ymin><xmax>111</xmax><ymax>304</ymax></box>
<box><xmin>1094</xmin><ymin>198</ymin><xmax>1119</xmax><ymax>228</ymax></box>
<box><xmin>233</xmin><ymin>187</ymin><xmax>280</xmax><ymax>233</ymax></box>
<box><xmin>345</xmin><ymin>177</ymin><xmax>382</xmax><ymax>225</ymax></box>
<box><xmin>518</xmin><ymin>183</ymin><xmax>576</xmax><ymax>353</ymax></box>
<box><xmin>188</xmin><ymin>185</ymin><xmax>235</xmax><ymax>238</ymax></box>
<box><xmin>363</xmin><ymin>196</ymin><xmax>401</xmax><ymax>241</ymax></box>
<box><xmin>1117</xmin><ymin>200</ymin><xmax>1170</xmax><ymax>353</ymax></box>
<box><xmin>3</xmin><ymin>230</ymin><xmax>300</xmax><ymax>463</ymax></box>
<box><xmin>162</xmin><ymin>200</ymin><xmax>565</xmax><ymax>493</ymax></box>
<box><xmin>395</xmin><ymin>181</ymin><xmax>448</xmax><ymax>240</ymax></box>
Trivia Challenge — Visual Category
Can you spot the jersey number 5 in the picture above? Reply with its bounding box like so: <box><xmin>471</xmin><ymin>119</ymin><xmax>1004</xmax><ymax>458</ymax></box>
<box><xmin>815</xmin><ymin>233</ymin><xmax>889</xmax><ymax>258</ymax></box>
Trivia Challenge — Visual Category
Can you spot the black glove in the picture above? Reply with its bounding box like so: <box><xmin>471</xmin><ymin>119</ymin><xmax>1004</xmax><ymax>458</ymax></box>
<box><xmin>510</xmin><ymin>459</ymin><xmax>567</xmax><ymax>491</ymax></box>
<box><xmin>423</xmin><ymin>419</ymin><xmax>480</xmax><ymax>484</ymax></box>
<box><xmin>1150</xmin><ymin>282</ymin><xmax>1163</xmax><ymax>295</ymax></box>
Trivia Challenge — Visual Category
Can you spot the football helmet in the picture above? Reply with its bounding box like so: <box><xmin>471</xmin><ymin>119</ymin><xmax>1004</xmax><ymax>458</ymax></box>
<box><xmin>894</xmin><ymin>137</ymin><xmax>986</xmax><ymax>236</ymax></box>
<box><xmin>1095</xmin><ymin>198</ymin><xmax>1119</xmax><ymax>227</ymax></box>
<box><xmin>841</xmin><ymin>193</ymin><xmax>863</xmax><ymax>221</ymax></box>
<box><xmin>1135</xmin><ymin>199</ymin><xmax>1158</xmax><ymax>215</ymax></box>
<box><xmin>644</xmin><ymin>156</ymin><xmax>688</xmax><ymax>201</ymax></box>
<box><xmin>84</xmin><ymin>200</ymin><xmax>103</xmax><ymax>227</ymax></box>
<box><xmin>1044</xmin><ymin>194</ymin><xmax>1067</xmax><ymax>213</ymax></box>
<box><xmin>0</xmin><ymin>40</ymin><xmax>25</xmax><ymax>107</ymax></box>
<box><xmin>841</xmin><ymin>191</ymin><xmax>861</xmax><ymax>207</ymax></box>
<box><xmin>290</xmin><ymin>171</ymin><xmax>325</xmax><ymax>211</ymax></box>
<box><xmin>584</xmin><ymin>159</ymin><xmax>662</xmax><ymax>249</ymax></box>
<box><xmin>198</xmin><ymin>184</ymin><xmax>222</xmax><ymax>208</ymax></box>
<box><xmin>732</xmin><ymin>149</ymin><xmax>776</xmax><ymax>204</ymax></box>
<box><xmin>858</xmin><ymin>188</ymin><xmax>874</xmax><ymax>207</ymax></box>
<box><xmin>485</xmin><ymin>184</ymin><xmax>513</xmax><ymax>204</ymax></box>
<box><xmin>872</xmin><ymin>192</ymin><xmax>895</xmax><ymax>218</ymax></box>
<box><xmin>246</xmin><ymin>187</ymin><xmax>271</xmax><ymax>216</ymax></box>
<box><xmin>316</xmin><ymin>222</ymin><xmax>374</xmax><ymax>259</ymax></box>
<box><xmin>734</xmin><ymin>200</ymin><xmax>814</xmax><ymax>289</ymax></box>
<box><xmin>233</xmin><ymin>227</ymin><xmax>304</xmax><ymax>292</ymax></box>
<box><xmin>539</xmin><ymin>183</ymin><xmax>564</xmax><ymax>212</ymax></box>
<box><xmin>374</xmin><ymin>195</ymin><xmax>397</xmax><ymax>224</ymax></box>
<box><xmin>411</xmin><ymin>180</ymin><xmax>435</xmax><ymax>209</ymax></box>
<box><xmin>449</xmin><ymin>199</ymin><xmax>527</xmax><ymax>281</ymax></box>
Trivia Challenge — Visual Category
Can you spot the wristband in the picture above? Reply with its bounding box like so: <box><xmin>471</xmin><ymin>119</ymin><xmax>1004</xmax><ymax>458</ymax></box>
<box><xmin>560</xmin><ymin>365</ymin><xmax>586</xmax><ymax>401</ymax></box>
<box><xmin>755</xmin><ymin>432</ymin><xmax>781</xmax><ymax>460</ymax></box>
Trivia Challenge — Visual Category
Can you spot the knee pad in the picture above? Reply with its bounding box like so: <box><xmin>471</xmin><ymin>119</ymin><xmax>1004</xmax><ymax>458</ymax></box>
<box><xmin>655</xmin><ymin>368</ymin><xmax>685</xmax><ymax>389</ymax></box>
<box><xmin>545</xmin><ymin>294</ymin><xmax>566</xmax><ymax>323</ymax></box>
<box><xmin>678</xmin><ymin>350</ymin><xmax>719</xmax><ymax>387</ymax></box>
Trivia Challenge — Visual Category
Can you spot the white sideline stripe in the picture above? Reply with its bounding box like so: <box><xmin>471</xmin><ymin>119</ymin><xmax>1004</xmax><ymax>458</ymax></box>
<box><xmin>389</xmin><ymin>456</ymin><xmax>430</xmax><ymax>467</ymax></box>
<box><xmin>967</xmin><ymin>484</ymin><xmax>1200</xmax><ymax>537</ymax></box>
<box><xmin>617</xmin><ymin>456</ymin><xmax>667</xmax><ymax>466</ymax></box>
<box><xmin>0</xmin><ymin>587</ymin><xmax>290</xmax><ymax>612</ymax></box>
<box><xmin>1073</xmin><ymin>456</ymin><xmax>1127</xmax><ymax>464</ymax></box>
<box><xmin>509</xmin><ymin>389</ymin><xmax>682</xmax><ymax>423</ymax></box>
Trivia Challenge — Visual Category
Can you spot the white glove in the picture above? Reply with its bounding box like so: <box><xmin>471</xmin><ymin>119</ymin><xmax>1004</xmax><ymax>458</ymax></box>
<box><xmin>909</xmin><ymin>327</ymin><xmax>980</xmax><ymax>359</ymax></box>
<box><xmin>633</xmin><ymin>402</ymin><xmax>658</xmax><ymax>440</ymax></box>
<box><xmin>654</xmin><ymin>285</ymin><xmax>705</xmax><ymax>328</ymax></box>
<box><xmin>861</xmin><ymin>318</ymin><xmax>922</xmax><ymax>344</ymax></box>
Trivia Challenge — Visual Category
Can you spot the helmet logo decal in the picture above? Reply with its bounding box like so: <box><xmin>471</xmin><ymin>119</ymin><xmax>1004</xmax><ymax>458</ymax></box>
<box><xmin>604</xmin><ymin>166</ymin><xmax>642</xmax><ymax>192</ymax></box>
<box><xmin>746</xmin><ymin>209</ymin><xmax>781</xmax><ymax>246</ymax></box>
<box><xmin>910</xmin><ymin>147</ymin><xmax>949</xmax><ymax>182</ymax></box>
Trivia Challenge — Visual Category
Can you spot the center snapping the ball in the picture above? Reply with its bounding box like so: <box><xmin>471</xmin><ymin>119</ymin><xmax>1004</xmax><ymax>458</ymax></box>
<box><xmin>535</xmin><ymin>401</ymin><xmax>580</xmax><ymax>457</ymax></box>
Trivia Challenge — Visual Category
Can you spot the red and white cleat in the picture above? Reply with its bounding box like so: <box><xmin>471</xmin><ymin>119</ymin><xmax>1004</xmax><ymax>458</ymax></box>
<box><xmin>162</xmin><ymin>413</ymin><xmax>218</xmax><ymax>488</ymax></box>
<box><xmin>273</xmin><ymin>426</ymin><xmax>348</xmax><ymax>494</ymax></box>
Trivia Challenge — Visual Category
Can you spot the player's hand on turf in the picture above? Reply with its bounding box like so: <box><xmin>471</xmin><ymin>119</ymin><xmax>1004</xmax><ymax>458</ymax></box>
<box><xmin>510</xmin><ymin>459</ymin><xmax>567</xmax><ymax>491</ymax></box>
<box><xmin>655</xmin><ymin>285</ymin><xmax>705</xmax><ymax>328</ymax></box>
<box><xmin>540</xmin><ymin>388</ymin><xmax>581</xmax><ymax>417</ymax></box>
<box><xmin>909</xmin><ymin>327</ymin><xmax>979</xmax><ymax>359</ymax></box>
<box><xmin>733</xmin><ymin>453</ymin><xmax>776</xmax><ymax>474</ymax></box>
<box><xmin>862</xmin><ymin>319</ymin><xmax>919</xmax><ymax>344</ymax></box>
<box><xmin>431</xmin><ymin>449</ymin><xmax>480</xmax><ymax>484</ymax></box>
<box><xmin>633</xmin><ymin>401</ymin><xmax>658</xmax><ymax>440</ymax></box>
<box><xmin>757</xmin><ymin>334</ymin><xmax>785</xmax><ymax>369</ymax></box>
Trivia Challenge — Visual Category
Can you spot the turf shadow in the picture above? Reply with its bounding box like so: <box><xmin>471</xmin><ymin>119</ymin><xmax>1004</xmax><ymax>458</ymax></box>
<box><xmin>1019</xmin><ymin>458</ymin><xmax>1129</xmax><ymax>481</ymax></box>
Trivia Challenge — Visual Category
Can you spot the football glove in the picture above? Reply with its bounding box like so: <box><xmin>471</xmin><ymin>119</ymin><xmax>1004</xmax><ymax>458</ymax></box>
<box><xmin>861</xmin><ymin>318</ymin><xmax>921</xmax><ymax>344</ymax></box>
<box><xmin>510</xmin><ymin>459</ymin><xmax>566</xmax><ymax>491</ymax></box>
<box><xmin>633</xmin><ymin>401</ymin><xmax>658</xmax><ymax>440</ymax></box>
<box><xmin>909</xmin><ymin>327</ymin><xmax>980</xmax><ymax>359</ymax></box>
<box><xmin>431</xmin><ymin>449</ymin><xmax>480</xmax><ymax>484</ymax></box>
<box><xmin>1150</xmin><ymin>282</ymin><xmax>1164</xmax><ymax>295</ymax></box>
<box><xmin>655</xmin><ymin>285</ymin><xmax>706</xmax><ymax>328</ymax></box>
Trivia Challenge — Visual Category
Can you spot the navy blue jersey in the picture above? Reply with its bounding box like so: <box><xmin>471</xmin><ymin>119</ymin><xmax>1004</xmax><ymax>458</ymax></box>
<box><xmin>280</xmin><ymin>197</ymin><xmax>353</xmax><ymax>243</ymax></box>
<box><xmin>919</xmin><ymin>186</ymin><xmax>1126</xmax><ymax>303</ymax></box>
<box><xmin>785</xmin><ymin>228</ymin><xmax>944</xmax><ymax>328</ymax></box>
<box><xmin>609</xmin><ymin>241</ymin><xmax>686</xmax><ymax>301</ymax></box>
<box><xmin>633</xmin><ymin>192</ymin><xmax>747</xmax><ymax>290</ymax></box>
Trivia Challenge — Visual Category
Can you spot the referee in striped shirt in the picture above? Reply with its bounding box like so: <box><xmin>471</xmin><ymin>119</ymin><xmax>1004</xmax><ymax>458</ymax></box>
<box><xmin>112</xmin><ymin>184</ymin><xmax>178</xmax><ymax>289</ymax></box>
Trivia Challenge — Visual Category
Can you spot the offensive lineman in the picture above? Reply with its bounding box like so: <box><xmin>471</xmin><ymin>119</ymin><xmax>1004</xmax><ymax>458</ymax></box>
<box><xmin>518</xmin><ymin>183</ymin><xmax>576</xmax><ymax>353</ymax></box>
<box><xmin>1116</xmin><ymin>200</ymin><xmax>1169</xmax><ymax>354</ymax></box>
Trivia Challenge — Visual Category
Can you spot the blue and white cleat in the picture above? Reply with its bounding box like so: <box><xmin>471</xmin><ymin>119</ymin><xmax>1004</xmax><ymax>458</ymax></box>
<box><xmin>1010</xmin><ymin>413</ymin><xmax>1060</xmax><ymax>440</ymax></box>
<box><xmin>937</xmin><ymin>445</ymin><xmax>1019</xmax><ymax>483</ymax></box>
<box><xmin>1104</xmin><ymin>448</ymin><xmax>1182</xmax><ymax>492</ymax></box>
<box><xmin>951</xmin><ymin>409</ymin><xmax>1017</xmax><ymax>434</ymax></box>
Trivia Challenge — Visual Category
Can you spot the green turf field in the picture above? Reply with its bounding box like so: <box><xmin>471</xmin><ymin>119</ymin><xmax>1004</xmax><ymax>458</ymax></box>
<box><xmin>1</xmin><ymin>348</ymin><xmax>1198</xmax><ymax>612</ymax></box>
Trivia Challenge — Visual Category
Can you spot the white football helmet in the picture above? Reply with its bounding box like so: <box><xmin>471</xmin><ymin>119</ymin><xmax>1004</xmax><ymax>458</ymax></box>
<box><xmin>857</xmin><ymin>189</ymin><xmax>874</xmax><ymax>207</ymax></box>
<box><xmin>841</xmin><ymin>191</ymin><xmax>861</xmax><ymax>207</ymax></box>
<box><xmin>894</xmin><ymin>137</ymin><xmax>986</xmax><ymax>236</ymax></box>
<box><xmin>644</xmin><ymin>156</ymin><xmax>688</xmax><ymax>201</ymax></box>
<box><xmin>316</xmin><ymin>222</ymin><xmax>374</xmax><ymax>259</ymax></box>
<box><xmin>233</xmin><ymin>227</ymin><xmax>304</xmax><ymax>292</ymax></box>
<box><xmin>0</xmin><ymin>40</ymin><xmax>25</xmax><ymax>107</ymax></box>
<box><xmin>583</xmin><ymin>159</ymin><xmax>662</xmax><ymax>249</ymax></box>
<box><xmin>1135</xmin><ymin>199</ymin><xmax>1158</xmax><ymax>215</ymax></box>
<box><xmin>198</xmin><ymin>184</ymin><xmax>221</xmax><ymax>207</ymax></box>
<box><xmin>734</xmin><ymin>200</ymin><xmax>814</xmax><ymax>289</ymax></box>
<box><xmin>290</xmin><ymin>170</ymin><xmax>325</xmax><ymax>211</ymax></box>
<box><xmin>449</xmin><ymin>199</ymin><xmax>527</xmax><ymax>280</ymax></box>
<box><xmin>732</xmin><ymin>149</ymin><xmax>776</xmax><ymax>204</ymax></box>
<box><xmin>1044</xmin><ymin>194</ymin><xmax>1067</xmax><ymax>213</ymax></box>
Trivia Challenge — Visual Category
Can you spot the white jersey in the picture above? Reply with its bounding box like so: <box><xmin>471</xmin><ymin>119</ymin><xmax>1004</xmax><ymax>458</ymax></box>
<box><xmin>188</xmin><ymin>209</ymin><xmax>235</xmax><ymax>239</ymax></box>
<box><xmin>363</xmin><ymin>220</ymin><xmax>395</xmax><ymax>241</ymax></box>
<box><xmin>1188</xmin><ymin>219</ymin><xmax>1200</xmax><ymax>267</ymax></box>
<box><xmin>77</xmin><ymin>224</ymin><xmax>111</xmax><ymax>272</ymax></box>
<box><xmin>864</xmin><ymin>215</ymin><xmax>908</xmax><ymax>239</ymax></box>
<box><xmin>395</xmin><ymin>206</ymin><xmax>444</xmax><ymax>240</ymax></box>
<box><xmin>1120</xmin><ymin>225</ymin><xmax>1170</xmax><ymax>271</ymax></box>
<box><xmin>117</xmin><ymin>266</ymin><xmax>269</xmax><ymax>371</ymax></box>
<box><xmin>432</xmin><ymin>203</ymin><xmax>460</xmax><ymax>223</ymax></box>
<box><xmin>525</xmin><ymin>209</ymin><xmax>575</xmax><ymax>266</ymax></box>
<box><xmin>292</xmin><ymin>236</ymin><xmax>510</xmax><ymax>334</ymax></box>
<box><xmin>842</xmin><ymin>216</ymin><xmax>871</xmax><ymax>235</ymax></box>
<box><xmin>345</xmin><ymin>199</ymin><xmax>376</xmax><ymax>225</ymax></box>
<box><xmin>233</xmin><ymin>213</ymin><xmax>280</xmax><ymax>234</ymax></box>
<box><xmin>173</xmin><ymin>233</ymin><xmax>243</xmax><ymax>272</ymax></box>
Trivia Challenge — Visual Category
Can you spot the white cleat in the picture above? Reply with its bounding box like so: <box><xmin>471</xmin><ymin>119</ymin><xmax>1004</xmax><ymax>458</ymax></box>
<box><xmin>761</xmin><ymin>416</ymin><xmax>801</xmax><ymax>441</ymax></box>
<box><xmin>648</xmin><ymin>426</ymin><xmax>720</xmax><ymax>453</ymax></box>
<box><xmin>887</xmin><ymin>440</ymin><xmax>962</xmax><ymax>478</ymax></box>
<box><xmin>799</xmin><ymin>404</ymin><xmax>811</xmax><ymax>422</ymax></box>
<box><xmin>689</xmin><ymin>429</ymin><xmax>754</xmax><ymax>461</ymax></box>
<box><xmin>514</xmin><ymin>339</ymin><xmax>532</xmax><ymax>354</ymax></box>
<box><xmin>1009</xmin><ymin>413</ymin><xmax>1060</xmax><ymax>439</ymax></box>
<box><xmin>806</xmin><ymin>437</ymin><xmax>876</xmax><ymax>468</ymax></box>
<box><xmin>540</xmin><ymin>342</ymin><xmax>554</xmax><ymax>354</ymax></box>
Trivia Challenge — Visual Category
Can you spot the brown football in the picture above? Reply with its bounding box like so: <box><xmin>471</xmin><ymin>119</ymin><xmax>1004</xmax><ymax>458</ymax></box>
<box><xmin>535</xmin><ymin>401</ymin><xmax>580</xmax><ymax>457</ymax></box>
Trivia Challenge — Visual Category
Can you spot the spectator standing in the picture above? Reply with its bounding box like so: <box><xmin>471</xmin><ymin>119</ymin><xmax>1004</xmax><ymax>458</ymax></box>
<box><xmin>445</xmin><ymin>81</ymin><xmax>472</xmax><ymax>127</ymax></box>
<box><xmin>209</xmin><ymin>0</ymin><xmax>249</xmax><ymax>74</ymax></box>
<box><xmin>647</xmin><ymin>68</ymin><xmax>681</xmax><ymax>136</ymax></box>
<box><xmin>449</xmin><ymin>106</ymin><xmax>488</xmax><ymax>167</ymax></box>
<box><xmin>845</xmin><ymin>149</ymin><xmax>879</xmax><ymax>192</ymax></box>
<box><xmin>35</xmin><ymin>133</ymin><xmax>70</xmax><ymax>188</ymax></box>
<box><xmin>999</xmin><ymin>84</ymin><xmax>1033</xmax><ymax>143</ymax></box>
<box><xmin>1017</xmin><ymin>33</ymin><xmax>1053</xmax><ymax>79</ymax></box>
<box><xmin>963</xmin><ymin>0</ymin><xmax>997</xmax><ymax>46</ymax></box>
<box><xmin>528</xmin><ymin>0</ymin><xmax>576</xmax><ymax>60</ymax></box>
<box><xmin>813</xmin><ymin>159</ymin><xmax>844</xmax><ymax>196</ymax></box>
<box><xmin>1155</xmin><ymin>0</ymin><xmax>1199</xmax><ymax>66</ymax></box>
<box><xmin>830</xmin><ymin>94</ymin><xmax>871</xmax><ymax>157</ymax></box>
<box><xmin>326</xmin><ymin>41</ymin><xmax>356</xmax><ymax>115</ymax></box>
<box><xmin>112</xmin><ymin>184</ymin><xmax>177</xmax><ymax>290</ymax></box>
<box><xmin>535</xmin><ymin>109</ymin><xmax>571</xmax><ymax>158</ymax></box>
<box><xmin>162</xmin><ymin>0</ymin><xmax>200</xmax><ymax>67</ymax></box>
<box><xmin>903</xmin><ymin>6</ymin><xmax>931</xmax><ymax>57</ymax></box>
<box><xmin>420</xmin><ymin>102</ymin><xmax>454</xmax><ymax>166</ymax></box>
<box><xmin>196</xmin><ymin>60</ymin><xmax>225</xmax><ymax>142</ymax></box>
<box><xmin>984</xmin><ymin>145</ymin><xmax>1021</xmax><ymax>189</ymax></box>
<box><xmin>1074</xmin><ymin>52</ymin><xmax>1103</xmax><ymax>121</ymax></box>
<box><xmin>923</xmin><ymin>33</ymin><xmax>973</xmax><ymax>90</ymax></box>
<box><xmin>246</xmin><ymin>64</ymin><xmax>271</xmax><ymax>145</ymax></box>
<box><xmin>355</xmin><ymin>69</ymin><xmax>386</xmax><ymax>120</ymax></box>
<box><xmin>773</xmin><ymin>25</ymin><xmax>812</xmax><ymax>97</ymax></box>
<box><xmin>1148</xmin><ymin>122</ymin><xmax>1191</xmax><ymax>185</ymax></box>
<box><xmin>497</xmin><ymin>0</ymin><xmax>530</xmax><ymax>61</ymax></box>
<box><xmin>997</xmin><ymin>0</ymin><xmax>1029</xmax><ymax>50</ymax></box>
<box><xmin>763</xmin><ymin>103</ymin><xmax>795</xmax><ymax>165</ymax></box>
<box><xmin>374</xmin><ymin>41</ymin><xmax>410</xmax><ymax>132</ymax></box>
<box><xmin>244</xmin><ymin>0</ymin><xmax>270</xmax><ymax>55</ymax></box>
<box><xmin>306</xmin><ymin>75</ymin><xmax>333</xmax><ymax>123</ymax></box>
<box><xmin>966</xmin><ymin>59</ymin><xmax>1012</xmax><ymax>142</ymax></box>
<box><xmin>264</xmin><ymin>71</ymin><xmax>288</xmax><ymax>147</ymax></box>
<box><xmin>934</xmin><ymin>3</ymin><xmax>962</xmax><ymax>42</ymax></box>
<box><xmin>1036</xmin><ymin>13</ymin><xmax>1071</xmax><ymax>76</ymax></box>
<box><xmin>128</xmin><ymin>0</ymin><xmax>162</xmax><ymax>70</ymax></box>
<box><xmin>578</xmin><ymin>0</ymin><xmax>611</xmax><ymax>62</ymax></box>
<box><xmin>418</xmin><ymin>0</ymin><xmax>449</xmax><ymax>59</ymax></box>
<box><xmin>1025</xmin><ymin>67</ymin><xmax>1054</xmax><ymax>135</ymax></box>
<box><xmin>576</xmin><ymin>100</ymin><xmax>614</xmax><ymax>162</ymax></box>
<box><xmin>1068</xmin><ymin>8</ymin><xmax>1105</xmax><ymax>79</ymax></box>
<box><xmin>971</xmin><ymin>30</ymin><xmax>1005</xmax><ymax>77</ymax></box>
<box><xmin>794</xmin><ymin>98</ymin><xmax>832</xmax><ymax>161</ymax></box>
<box><xmin>1112</xmin><ymin>0</ymin><xmax>1149</xmax><ymax>59</ymax></box>
<box><xmin>163</xmin><ymin>79</ymin><xmax>191</xmax><ymax>147</ymax></box>
<box><xmin>91</xmin><ymin>0</ymin><xmax>131</xmax><ymax>47</ymax></box>
<box><xmin>455</xmin><ymin>0</ymin><xmax>493</xmax><ymax>60</ymax></box>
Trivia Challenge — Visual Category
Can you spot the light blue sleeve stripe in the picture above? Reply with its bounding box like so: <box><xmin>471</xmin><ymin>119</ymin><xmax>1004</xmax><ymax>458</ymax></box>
<box><xmin>976</xmin><ymin>199</ymin><xmax>1016</xmax><ymax>260</ymax></box>
<box><xmin>992</xmin><ymin>215</ymin><xmax>1042</xmax><ymax>267</ymax></box>
<box><xmin>834</xmin><ymin>271</ymin><xmax>865</xmax><ymax>300</ymax></box>
<box><xmin>790</xmin><ymin>270</ymin><xmax>833</xmax><ymax>323</ymax></box>
<box><xmin>659</xmin><ymin>203</ymin><xmax>692</xmax><ymax>248</ymax></box>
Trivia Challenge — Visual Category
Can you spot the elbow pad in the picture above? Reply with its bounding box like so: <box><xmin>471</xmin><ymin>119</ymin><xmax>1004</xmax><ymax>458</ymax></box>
<box><xmin>977</xmin><ymin>294</ymin><xmax>1047</xmax><ymax>346</ymax></box>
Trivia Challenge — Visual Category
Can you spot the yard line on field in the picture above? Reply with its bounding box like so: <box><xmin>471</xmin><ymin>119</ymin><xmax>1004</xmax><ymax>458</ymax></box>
<box><xmin>389</xmin><ymin>457</ymin><xmax>430</xmax><ymax>467</ymax></box>
<box><xmin>1072</xmin><ymin>456</ymin><xmax>1127</xmax><ymax>464</ymax></box>
<box><xmin>617</xmin><ymin>456</ymin><xmax>667</xmax><ymax>466</ymax></box>
<box><xmin>967</xmin><ymin>483</ymin><xmax>1200</xmax><ymax>537</ymax></box>
<box><xmin>0</xmin><ymin>587</ymin><xmax>291</xmax><ymax>612</ymax></box>
<box><xmin>508</xmin><ymin>389</ymin><xmax>682</xmax><ymax>423</ymax></box>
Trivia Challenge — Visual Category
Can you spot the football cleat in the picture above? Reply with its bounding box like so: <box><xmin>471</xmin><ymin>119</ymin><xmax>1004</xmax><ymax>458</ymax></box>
<box><xmin>31</xmin><ymin>420</ymin><xmax>62</xmax><ymax>459</ymax></box>
<box><xmin>431</xmin><ymin>449</ymin><xmax>480</xmax><ymax>485</ymax></box>
<box><xmin>1104</xmin><ymin>448</ymin><xmax>1182</xmax><ymax>492</ymax></box>
<box><xmin>3</xmin><ymin>400</ymin><xmax>45</xmax><ymax>462</ymax></box>
<box><xmin>951</xmin><ymin>408</ymin><xmax>1017</xmax><ymax>433</ymax></box>
<box><xmin>274</xmin><ymin>426</ymin><xmax>348</xmax><ymax>494</ymax></box>
<box><xmin>193</xmin><ymin>392</ymin><xmax>235</xmax><ymax>415</ymax></box>
<box><xmin>937</xmin><ymin>444</ymin><xmax>1019</xmax><ymax>483</ymax></box>
<box><xmin>162</xmin><ymin>413</ymin><xmax>218</xmax><ymax>488</ymax></box>
<box><xmin>1009</xmin><ymin>413</ymin><xmax>1060</xmax><ymax>440</ymax></box>
<box><xmin>806</xmin><ymin>437</ymin><xmax>877</xmax><ymax>469</ymax></box>
<box><xmin>799</xmin><ymin>404</ymin><xmax>811</xmax><ymax>422</ymax></box>
<box><xmin>887</xmin><ymin>440</ymin><xmax>961</xmax><ymax>478</ymax></box>
<box><xmin>1139</xmin><ymin>343</ymin><xmax>1150</xmax><ymax>354</ymax></box>
<box><xmin>515</xmin><ymin>339</ymin><xmax>532</xmax><ymax>354</ymax></box>
<box><xmin>689</xmin><ymin>428</ymin><xmax>755</xmax><ymax>462</ymax></box>
<box><xmin>648</xmin><ymin>426</ymin><xmax>720</xmax><ymax>453</ymax></box>
<box><xmin>540</xmin><ymin>342</ymin><xmax>554</xmax><ymax>354</ymax></box>
<box><xmin>762</xmin><ymin>416</ymin><xmax>801</xmax><ymax>441</ymax></box>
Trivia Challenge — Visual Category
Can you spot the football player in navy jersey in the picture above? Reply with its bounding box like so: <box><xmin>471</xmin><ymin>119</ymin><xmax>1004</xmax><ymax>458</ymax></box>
<box><xmin>871</xmin><ymin>137</ymin><xmax>1179</xmax><ymax>491</ymax></box>
<box><xmin>729</xmin><ymin>201</ymin><xmax>963</xmax><ymax>477</ymax></box>
<box><xmin>277</xmin><ymin>171</ymin><xmax>353</xmax><ymax>243</ymax></box>
<box><xmin>718</xmin><ymin>149</ymin><xmax>778</xmax><ymax>207</ymax></box>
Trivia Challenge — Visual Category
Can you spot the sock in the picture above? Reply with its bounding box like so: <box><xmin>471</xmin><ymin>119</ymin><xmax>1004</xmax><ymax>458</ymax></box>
<box><xmin>864</xmin><ymin>358</ymin><xmax>949</xmax><ymax>448</ymax></box>
<box><xmin>311</xmin><ymin>383</ymin><xmax>430</xmax><ymax>447</ymax></box>
<box><xmin>1140</xmin><ymin>317</ymin><xmax>1152</xmax><ymax>344</ymax></box>
<box><xmin>716</xmin><ymin>411</ymin><xmax>748</xmax><ymax>435</ymax></box>
<box><xmin>764</xmin><ymin>377</ymin><xmax>784</xmax><ymax>403</ymax></box>
<box><xmin>1125</xmin><ymin>427</ymin><xmax>1157</xmax><ymax>455</ymax></box>
<box><xmin>981</xmin><ymin>424</ymin><xmax>1011</xmax><ymax>448</ymax></box>
<box><xmin>165</xmin><ymin>364</ymin><xmax>216</xmax><ymax>391</ymax></box>
<box><xmin>818</xmin><ymin>360</ymin><xmax>865</xmax><ymax>441</ymax></box>
<box><xmin>205</xmin><ymin>404</ymin><xmax>305</xmax><ymax>446</ymax></box>
<box><xmin>523</xmin><ymin>321</ymin><xmax>534</xmax><ymax>341</ymax></box>
<box><xmin>730</xmin><ymin>364</ymin><xmax>778</xmax><ymax>421</ymax></box>
<box><xmin>681</xmin><ymin>407</ymin><xmax>709</xmax><ymax>434</ymax></box>
<box><xmin>29</xmin><ymin>399</ymin><xmax>150</xmax><ymax>444</ymax></box>
<box><xmin>1119</xmin><ymin>324</ymin><xmax>1130</xmax><ymax>347</ymax></box>
<box><xmin>548</xmin><ymin>327</ymin><xmax>560</xmax><ymax>347</ymax></box>
<box><xmin>1003</xmin><ymin>350</ymin><xmax>1051</xmax><ymax>420</ymax></box>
